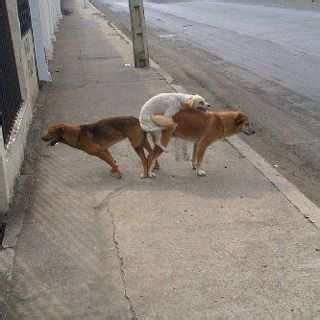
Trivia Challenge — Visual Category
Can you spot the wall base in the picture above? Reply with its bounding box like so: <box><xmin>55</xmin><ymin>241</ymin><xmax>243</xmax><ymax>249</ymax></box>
<box><xmin>0</xmin><ymin>101</ymin><xmax>33</xmax><ymax>213</ymax></box>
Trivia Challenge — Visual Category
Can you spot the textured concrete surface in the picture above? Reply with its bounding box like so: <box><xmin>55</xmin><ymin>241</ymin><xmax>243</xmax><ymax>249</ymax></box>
<box><xmin>3</xmin><ymin>1</ymin><xmax>171</xmax><ymax>319</ymax></box>
<box><xmin>92</xmin><ymin>0</ymin><xmax>320</xmax><ymax>208</ymax></box>
<box><xmin>2</xmin><ymin>0</ymin><xmax>320</xmax><ymax>319</ymax></box>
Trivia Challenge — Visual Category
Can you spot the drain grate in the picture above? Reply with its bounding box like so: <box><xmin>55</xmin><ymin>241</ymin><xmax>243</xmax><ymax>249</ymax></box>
<box><xmin>0</xmin><ymin>223</ymin><xmax>6</xmax><ymax>247</ymax></box>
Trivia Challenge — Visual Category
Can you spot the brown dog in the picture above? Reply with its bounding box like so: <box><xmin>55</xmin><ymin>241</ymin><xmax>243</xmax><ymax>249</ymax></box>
<box><xmin>42</xmin><ymin>111</ymin><xmax>253</xmax><ymax>179</ymax></box>
<box><xmin>42</xmin><ymin>116</ymin><xmax>153</xmax><ymax>178</ymax></box>
<box><xmin>147</xmin><ymin>109</ymin><xmax>254</xmax><ymax>177</ymax></box>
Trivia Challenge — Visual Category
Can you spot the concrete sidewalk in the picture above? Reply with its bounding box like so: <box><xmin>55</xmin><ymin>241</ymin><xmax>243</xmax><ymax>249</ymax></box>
<box><xmin>1</xmin><ymin>0</ymin><xmax>320</xmax><ymax>319</ymax></box>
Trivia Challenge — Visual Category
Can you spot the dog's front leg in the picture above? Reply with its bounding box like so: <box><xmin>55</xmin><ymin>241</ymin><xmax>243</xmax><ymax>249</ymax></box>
<box><xmin>133</xmin><ymin>145</ymin><xmax>149</xmax><ymax>179</ymax></box>
<box><xmin>194</xmin><ymin>139</ymin><xmax>211</xmax><ymax>177</ymax></box>
<box><xmin>192</xmin><ymin>141</ymin><xmax>198</xmax><ymax>170</ymax></box>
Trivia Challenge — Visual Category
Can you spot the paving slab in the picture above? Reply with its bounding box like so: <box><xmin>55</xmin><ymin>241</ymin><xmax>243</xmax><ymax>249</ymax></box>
<box><xmin>4</xmin><ymin>1</ymin><xmax>170</xmax><ymax>319</ymax></box>
<box><xmin>109</xmin><ymin>141</ymin><xmax>320</xmax><ymax>320</ymax></box>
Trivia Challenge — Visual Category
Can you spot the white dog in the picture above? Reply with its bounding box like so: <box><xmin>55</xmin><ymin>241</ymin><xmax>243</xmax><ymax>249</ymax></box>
<box><xmin>139</xmin><ymin>93</ymin><xmax>211</xmax><ymax>151</ymax></box>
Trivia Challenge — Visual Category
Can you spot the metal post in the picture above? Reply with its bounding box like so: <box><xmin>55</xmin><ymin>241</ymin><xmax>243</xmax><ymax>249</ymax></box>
<box><xmin>29</xmin><ymin>0</ymin><xmax>52</xmax><ymax>81</ymax></box>
<box><xmin>128</xmin><ymin>0</ymin><xmax>149</xmax><ymax>68</ymax></box>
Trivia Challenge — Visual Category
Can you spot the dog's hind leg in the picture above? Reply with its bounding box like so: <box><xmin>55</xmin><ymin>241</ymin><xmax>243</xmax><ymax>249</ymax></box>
<box><xmin>142</xmin><ymin>134</ymin><xmax>153</xmax><ymax>153</ymax></box>
<box><xmin>134</xmin><ymin>145</ymin><xmax>149</xmax><ymax>179</ymax></box>
<box><xmin>128</xmin><ymin>133</ymin><xmax>149</xmax><ymax>178</ymax></box>
<box><xmin>147</xmin><ymin>145</ymin><xmax>164</xmax><ymax>177</ymax></box>
<box><xmin>147</xmin><ymin>127</ymin><xmax>175</xmax><ymax>177</ymax></box>
<box><xmin>143</xmin><ymin>134</ymin><xmax>160</xmax><ymax>170</ymax></box>
<box><xmin>153</xmin><ymin>159</ymin><xmax>160</xmax><ymax>171</ymax></box>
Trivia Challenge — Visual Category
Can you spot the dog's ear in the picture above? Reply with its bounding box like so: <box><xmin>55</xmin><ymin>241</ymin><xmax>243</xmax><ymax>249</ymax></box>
<box><xmin>235</xmin><ymin>113</ymin><xmax>246</xmax><ymax>126</ymax></box>
<box><xmin>184</xmin><ymin>97</ymin><xmax>194</xmax><ymax>108</ymax></box>
<box><xmin>50</xmin><ymin>124</ymin><xmax>65</xmax><ymax>137</ymax></box>
<box><xmin>42</xmin><ymin>124</ymin><xmax>65</xmax><ymax>141</ymax></box>
<box><xmin>57</xmin><ymin>126</ymin><xmax>65</xmax><ymax>136</ymax></box>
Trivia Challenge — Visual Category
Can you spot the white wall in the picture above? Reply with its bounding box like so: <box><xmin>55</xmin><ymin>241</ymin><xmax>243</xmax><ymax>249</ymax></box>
<box><xmin>29</xmin><ymin>0</ymin><xmax>62</xmax><ymax>81</ymax></box>
<box><xmin>0</xmin><ymin>1</ymin><xmax>40</xmax><ymax>212</ymax></box>
<box><xmin>29</xmin><ymin>0</ymin><xmax>51</xmax><ymax>81</ymax></box>
<box><xmin>1</xmin><ymin>0</ymin><xmax>63</xmax><ymax>212</ymax></box>
<box><xmin>0</xmin><ymin>101</ymin><xmax>33</xmax><ymax>212</ymax></box>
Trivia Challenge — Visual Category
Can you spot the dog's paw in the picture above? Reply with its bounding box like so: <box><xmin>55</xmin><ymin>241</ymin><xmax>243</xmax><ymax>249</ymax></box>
<box><xmin>196</xmin><ymin>169</ymin><xmax>206</xmax><ymax>177</ymax></box>
<box><xmin>192</xmin><ymin>163</ymin><xmax>197</xmax><ymax>170</ymax></box>
<box><xmin>110</xmin><ymin>170</ymin><xmax>122</xmax><ymax>179</ymax></box>
<box><xmin>148</xmin><ymin>171</ymin><xmax>156</xmax><ymax>178</ymax></box>
<box><xmin>141</xmin><ymin>171</ymin><xmax>156</xmax><ymax>179</ymax></box>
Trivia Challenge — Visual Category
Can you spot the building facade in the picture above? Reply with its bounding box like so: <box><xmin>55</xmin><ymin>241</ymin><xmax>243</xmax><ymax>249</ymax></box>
<box><xmin>0</xmin><ymin>0</ymin><xmax>62</xmax><ymax>212</ymax></box>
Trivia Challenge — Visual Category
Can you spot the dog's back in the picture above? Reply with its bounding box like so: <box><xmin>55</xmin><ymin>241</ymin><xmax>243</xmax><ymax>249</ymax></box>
<box><xmin>173</xmin><ymin>109</ymin><xmax>248</xmax><ymax>141</ymax></box>
<box><xmin>173</xmin><ymin>109</ymin><xmax>224</xmax><ymax>141</ymax></box>
<box><xmin>81</xmin><ymin>116</ymin><xmax>139</xmax><ymax>135</ymax></box>
<box><xmin>80</xmin><ymin>116</ymin><xmax>141</xmax><ymax>145</ymax></box>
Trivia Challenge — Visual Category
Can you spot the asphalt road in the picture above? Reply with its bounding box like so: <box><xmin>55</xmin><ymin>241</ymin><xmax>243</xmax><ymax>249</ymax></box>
<box><xmin>91</xmin><ymin>0</ymin><xmax>320</xmax><ymax>206</ymax></box>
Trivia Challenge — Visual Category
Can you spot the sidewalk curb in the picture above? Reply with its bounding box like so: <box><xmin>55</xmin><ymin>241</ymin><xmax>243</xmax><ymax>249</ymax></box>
<box><xmin>228</xmin><ymin>136</ymin><xmax>320</xmax><ymax>227</ymax></box>
<box><xmin>88</xmin><ymin>1</ymin><xmax>320</xmax><ymax>228</ymax></box>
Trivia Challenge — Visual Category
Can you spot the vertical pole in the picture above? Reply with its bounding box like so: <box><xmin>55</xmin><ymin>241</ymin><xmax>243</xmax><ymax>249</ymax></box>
<box><xmin>128</xmin><ymin>0</ymin><xmax>149</xmax><ymax>68</ymax></box>
<box><xmin>29</xmin><ymin>0</ymin><xmax>52</xmax><ymax>81</ymax></box>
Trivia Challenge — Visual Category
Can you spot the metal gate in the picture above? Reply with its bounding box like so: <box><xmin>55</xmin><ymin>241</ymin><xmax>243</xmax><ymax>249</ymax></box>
<box><xmin>0</xmin><ymin>0</ymin><xmax>23</xmax><ymax>144</ymax></box>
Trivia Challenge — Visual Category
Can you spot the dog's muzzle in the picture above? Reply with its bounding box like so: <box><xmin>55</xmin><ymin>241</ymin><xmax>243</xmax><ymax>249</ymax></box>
<box><xmin>41</xmin><ymin>135</ymin><xmax>61</xmax><ymax>146</ymax></box>
<box><xmin>242</xmin><ymin>125</ymin><xmax>256</xmax><ymax>136</ymax></box>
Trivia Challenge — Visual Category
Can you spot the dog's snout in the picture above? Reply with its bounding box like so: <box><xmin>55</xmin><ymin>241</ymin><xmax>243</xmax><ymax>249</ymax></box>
<box><xmin>41</xmin><ymin>134</ymin><xmax>52</xmax><ymax>142</ymax></box>
<box><xmin>41</xmin><ymin>132</ymin><xmax>61</xmax><ymax>146</ymax></box>
<box><xmin>249</xmin><ymin>127</ymin><xmax>256</xmax><ymax>135</ymax></box>
<box><xmin>49</xmin><ymin>138</ymin><xmax>60</xmax><ymax>146</ymax></box>
<box><xmin>242</xmin><ymin>125</ymin><xmax>256</xmax><ymax>136</ymax></box>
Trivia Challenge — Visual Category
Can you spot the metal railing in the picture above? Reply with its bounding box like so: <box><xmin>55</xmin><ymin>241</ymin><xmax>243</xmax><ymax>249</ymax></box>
<box><xmin>0</xmin><ymin>0</ymin><xmax>23</xmax><ymax>144</ymax></box>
